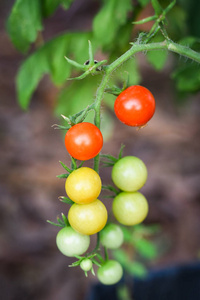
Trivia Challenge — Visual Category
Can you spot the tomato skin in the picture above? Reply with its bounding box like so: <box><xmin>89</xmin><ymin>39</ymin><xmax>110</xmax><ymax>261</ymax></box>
<box><xmin>97</xmin><ymin>260</ymin><xmax>123</xmax><ymax>285</ymax></box>
<box><xmin>114</xmin><ymin>85</ymin><xmax>155</xmax><ymax>126</ymax></box>
<box><xmin>68</xmin><ymin>199</ymin><xmax>108</xmax><ymax>235</ymax></box>
<box><xmin>112</xmin><ymin>156</ymin><xmax>147</xmax><ymax>192</ymax></box>
<box><xmin>56</xmin><ymin>226</ymin><xmax>90</xmax><ymax>257</ymax></box>
<box><xmin>65</xmin><ymin>167</ymin><xmax>102</xmax><ymax>204</ymax></box>
<box><xmin>112</xmin><ymin>191</ymin><xmax>148</xmax><ymax>226</ymax></box>
<box><xmin>100</xmin><ymin>223</ymin><xmax>124</xmax><ymax>249</ymax></box>
<box><xmin>65</xmin><ymin>122</ymin><xmax>103</xmax><ymax>160</ymax></box>
<box><xmin>80</xmin><ymin>258</ymin><xmax>93</xmax><ymax>272</ymax></box>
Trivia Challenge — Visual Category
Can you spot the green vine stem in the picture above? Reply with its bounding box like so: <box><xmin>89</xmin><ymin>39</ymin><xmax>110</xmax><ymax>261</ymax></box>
<box><xmin>93</xmin><ymin>39</ymin><xmax>200</xmax><ymax>172</ymax></box>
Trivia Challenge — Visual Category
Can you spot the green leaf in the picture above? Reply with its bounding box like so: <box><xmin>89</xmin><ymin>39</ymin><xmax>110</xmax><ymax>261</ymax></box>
<box><xmin>61</xmin><ymin>0</ymin><xmax>74</xmax><ymax>10</ymax></box>
<box><xmin>146</xmin><ymin>34</ymin><xmax>168</xmax><ymax>70</ymax></box>
<box><xmin>171</xmin><ymin>63</ymin><xmax>200</xmax><ymax>93</ymax></box>
<box><xmin>113</xmin><ymin>249</ymin><xmax>147</xmax><ymax>278</ymax></box>
<box><xmin>6</xmin><ymin>0</ymin><xmax>43</xmax><ymax>53</ymax></box>
<box><xmin>151</xmin><ymin>0</ymin><xmax>162</xmax><ymax>15</ymax></box>
<box><xmin>133</xmin><ymin>239</ymin><xmax>158</xmax><ymax>259</ymax></box>
<box><xmin>93</xmin><ymin>0</ymin><xmax>132</xmax><ymax>47</ymax></box>
<box><xmin>55</xmin><ymin>75</ymin><xmax>99</xmax><ymax>123</ymax></box>
<box><xmin>41</xmin><ymin>0</ymin><xmax>74</xmax><ymax>17</ymax></box>
<box><xmin>16</xmin><ymin>32</ymin><xmax>93</xmax><ymax>109</ymax></box>
<box><xmin>137</xmin><ymin>0</ymin><xmax>151</xmax><ymax>7</ymax></box>
<box><xmin>126</xmin><ymin>261</ymin><xmax>147</xmax><ymax>277</ymax></box>
<box><xmin>16</xmin><ymin>47</ymin><xmax>49</xmax><ymax>109</ymax></box>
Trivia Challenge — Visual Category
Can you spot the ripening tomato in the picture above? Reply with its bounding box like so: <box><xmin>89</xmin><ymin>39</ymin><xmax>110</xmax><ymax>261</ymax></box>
<box><xmin>112</xmin><ymin>191</ymin><xmax>149</xmax><ymax>226</ymax></box>
<box><xmin>97</xmin><ymin>260</ymin><xmax>123</xmax><ymax>285</ymax></box>
<box><xmin>114</xmin><ymin>85</ymin><xmax>155</xmax><ymax>126</ymax></box>
<box><xmin>68</xmin><ymin>199</ymin><xmax>108</xmax><ymax>235</ymax></box>
<box><xmin>112</xmin><ymin>156</ymin><xmax>147</xmax><ymax>192</ymax></box>
<box><xmin>65</xmin><ymin>122</ymin><xmax>103</xmax><ymax>160</ymax></box>
<box><xmin>65</xmin><ymin>167</ymin><xmax>102</xmax><ymax>204</ymax></box>
<box><xmin>56</xmin><ymin>226</ymin><xmax>90</xmax><ymax>257</ymax></box>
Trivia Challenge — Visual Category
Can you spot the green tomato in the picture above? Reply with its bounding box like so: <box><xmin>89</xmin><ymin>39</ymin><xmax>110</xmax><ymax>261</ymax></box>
<box><xmin>112</xmin><ymin>156</ymin><xmax>147</xmax><ymax>192</ymax></box>
<box><xmin>80</xmin><ymin>258</ymin><xmax>93</xmax><ymax>272</ymax></box>
<box><xmin>100</xmin><ymin>223</ymin><xmax>124</xmax><ymax>249</ymax></box>
<box><xmin>112</xmin><ymin>191</ymin><xmax>148</xmax><ymax>226</ymax></box>
<box><xmin>56</xmin><ymin>226</ymin><xmax>90</xmax><ymax>257</ymax></box>
<box><xmin>97</xmin><ymin>260</ymin><xmax>123</xmax><ymax>285</ymax></box>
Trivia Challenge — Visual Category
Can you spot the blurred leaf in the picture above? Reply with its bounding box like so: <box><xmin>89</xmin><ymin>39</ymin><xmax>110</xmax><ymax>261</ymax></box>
<box><xmin>41</xmin><ymin>0</ymin><xmax>74</xmax><ymax>17</ymax></box>
<box><xmin>100</xmin><ymin>110</ymin><xmax>115</xmax><ymax>142</ymax></box>
<box><xmin>6</xmin><ymin>0</ymin><xmax>43</xmax><ymax>53</ymax></box>
<box><xmin>133</xmin><ymin>238</ymin><xmax>158</xmax><ymax>259</ymax></box>
<box><xmin>146</xmin><ymin>34</ymin><xmax>168</xmax><ymax>70</ymax></box>
<box><xmin>171</xmin><ymin>62</ymin><xmax>200</xmax><ymax>93</ymax></box>
<box><xmin>16</xmin><ymin>32</ymin><xmax>94</xmax><ymax>109</ymax></box>
<box><xmin>126</xmin><ymin>261</ymin><xmax>147</xmax><ymax>277</ymax></box>
<box><xmin>93</xmin><ymin>0</ymin><xmax>133</xmax><ymax>47</ymax></box>
<box><xmin>41</xmin><ymin>0</ymin><xmax>61</xmax><ymax>16</ymax></box>
<box><xmin>151</xmin><ymin>0</ymin><xmax>162</xmax><ymax>15</ymax></box>
<box><xmin>166</xmin><ymin>5</ymin><xmax>187</xmax><ymax>40</ymax></box>
<box><xmin>61</xmin><ymin>0</ymin><xmax>74</xmax><ymax>9</ymax></box>
<box><xmin>120</xmin><ymin>227</ymin><xmax>132</xmax><ymax>242</ymax></box>
<box><xmin>16</xmin><ymin>48</ymin><xmax>49</xmax><ymax>109</ymax></box>
<box><xmin>113</xmin><ymin>249</ymin><xmax>147</xmax><ymax>278</ymax></box>
<box><xmin>138</xmin><ymin>0</ymin><xmax>151</xmax><ymax>7</ymax></box>
<box><xmin>113</xmin><ymin>248</ymin><xmax>131</xmax><ymax>265</ymax></box>
<box><xmin>55</xmin><ymin>75</ymin><xmax>100</xmax><ymax>123</ymax></box>
<box><xmin>179</xmin><ymin>36</ymin><xmax>200</xmax><ymax>48</ymax></box>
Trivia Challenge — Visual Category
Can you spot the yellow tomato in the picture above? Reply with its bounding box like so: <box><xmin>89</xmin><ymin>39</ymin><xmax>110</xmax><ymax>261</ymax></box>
<box><xmin>68</xmin><ymin>199</ymin><xmax>108</xmax><ymax>235</ymax></box>
<box><xmin>65</xmin><ymin>167</ymin><xmax>101</xmax><ymax>204</ymax></box>
<box><xmin>112</xmin><ymin>191</ymin><xmax>148</xmax><ymax>225</ymax></box>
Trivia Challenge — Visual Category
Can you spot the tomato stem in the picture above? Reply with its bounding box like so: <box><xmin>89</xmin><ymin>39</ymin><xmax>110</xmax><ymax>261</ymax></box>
<box><xmin>93</xmin><ymin>39</ymin><xmax>200</xmax><ymax>172</ymax></box>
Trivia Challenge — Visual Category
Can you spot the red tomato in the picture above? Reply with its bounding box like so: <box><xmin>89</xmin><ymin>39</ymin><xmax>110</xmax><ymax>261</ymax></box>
<box><xmin>65</xmin><ymin>122</ymin><xmax>103</xmax><ymax>160</ymax></box>
<box><xmin>114</xmin><ymin>85</ymin><xmax>156</xmax><ymax>126</ymax></box>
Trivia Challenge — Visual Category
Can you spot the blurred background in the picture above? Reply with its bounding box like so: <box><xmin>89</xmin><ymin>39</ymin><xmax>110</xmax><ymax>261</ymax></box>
<box><xmin>0</xmin><ymin>0</ymin><xmax>200</xmax><ymax>299</ymax></box>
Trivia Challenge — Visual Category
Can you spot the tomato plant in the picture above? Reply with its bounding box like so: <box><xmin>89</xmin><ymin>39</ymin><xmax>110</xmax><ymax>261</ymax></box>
<box><xmin>112</xmin><ymin>191</ymin><xmax>149</xmax><ymax>226</ymax></box>
<box><xmin>114</xmin><ymin>85</ymin><xmax>156</xmax><ymax>127</ymax></box>
<box><xmin>65</xmin><ymin>122</ymin><xmax>103</xmax><ymax>160</ymax></box>
<box><xmin>36</xmin><ymin>0</ymin><xmax>200</xmax><ymax>286</ymax></box>
<box><xmin>65</xmin><ymin>167</ymin><xmax>101</xmax><ymax>204</ymax></box>
<box><xmin>68</xmin><ymin>199</ymin><xmax>108</xmax><ymax>235</ymax></box>
<box><xmin>97</xmin><ymin>260</ymin><xmax>123</xmax><ymax>285</ymax></box>
<box><xmin>56</xmin><ymin>226</ymin><xmax>90</xmax><ymax>257</ymax></box>
<box><xmin>112</xmin><ymin>156</ymin><xmax>148</xmax><ymax>192</ymax></box>
<box><xmin>100</xmin><ymin>223</ymin><xmax>124</xmax><ymax>249</ymax></box>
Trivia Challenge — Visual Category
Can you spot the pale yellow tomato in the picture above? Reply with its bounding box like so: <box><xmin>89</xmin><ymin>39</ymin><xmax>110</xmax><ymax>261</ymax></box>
<box><xmin>68</xmin><ymin>199</ymin><xmax>108</xmax><ymax>235</ymax></box>
<box><xmin>65</xmin><ymin>167</ymin><xmax>101</xmax><ymax>204</ymax></box>
<box><xmin>112</xmin><ymin>191</ymin><xmax>148</xmax><ymax>225</ymax></box>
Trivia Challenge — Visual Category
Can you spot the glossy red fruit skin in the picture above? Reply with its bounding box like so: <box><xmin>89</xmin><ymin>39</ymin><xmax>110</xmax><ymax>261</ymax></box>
<box><xmin>65</xmin><ymin>122</ymin><xmax>103</xmax><ymax>160</ymax></box>
<box><xmin>114</xmin><ymin>85</ymin><xmax>156</xmax><ymax>126</ymax></box>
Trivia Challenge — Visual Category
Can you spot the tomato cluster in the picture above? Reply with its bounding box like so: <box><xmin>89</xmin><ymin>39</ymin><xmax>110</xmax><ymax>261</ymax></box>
<box><xmin>112</xmin><ymin>156</ymin><xmax>149</xmax><ymax>226</ymax></box>
<box><xmin>54</xmin><ymin>85</ymin><xmax>155</xmax><ymax>285</ymax></box>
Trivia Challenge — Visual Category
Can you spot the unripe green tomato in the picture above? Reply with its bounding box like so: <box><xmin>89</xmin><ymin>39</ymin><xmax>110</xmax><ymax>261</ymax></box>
<box><xmin>100</xmin><ymin>223</ymin><xmax>124</xmax><ymax>249</ymax></box>
<box><xmin>112</xmin><ymin>191</ymin><xmax>148</xmax><ymax>226</ymax></box>
<box><xmin>80</xmin><ymin>258</ymin><xmax>93</xmax><ymax>272</ymax></box>
<box><xmin>97</xmin><ymin>260</ymin><xmax>123</xmax><ymax>285</ymax></box>
<box><xmin>112</xmin><ymin>156</ymin><xmax>147</xmax><ymax>192</ymax></box>
<box><xmin>56</xmin><ymin>226</ymin><xmax>90</xmax><ymax>257</ymax></box>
